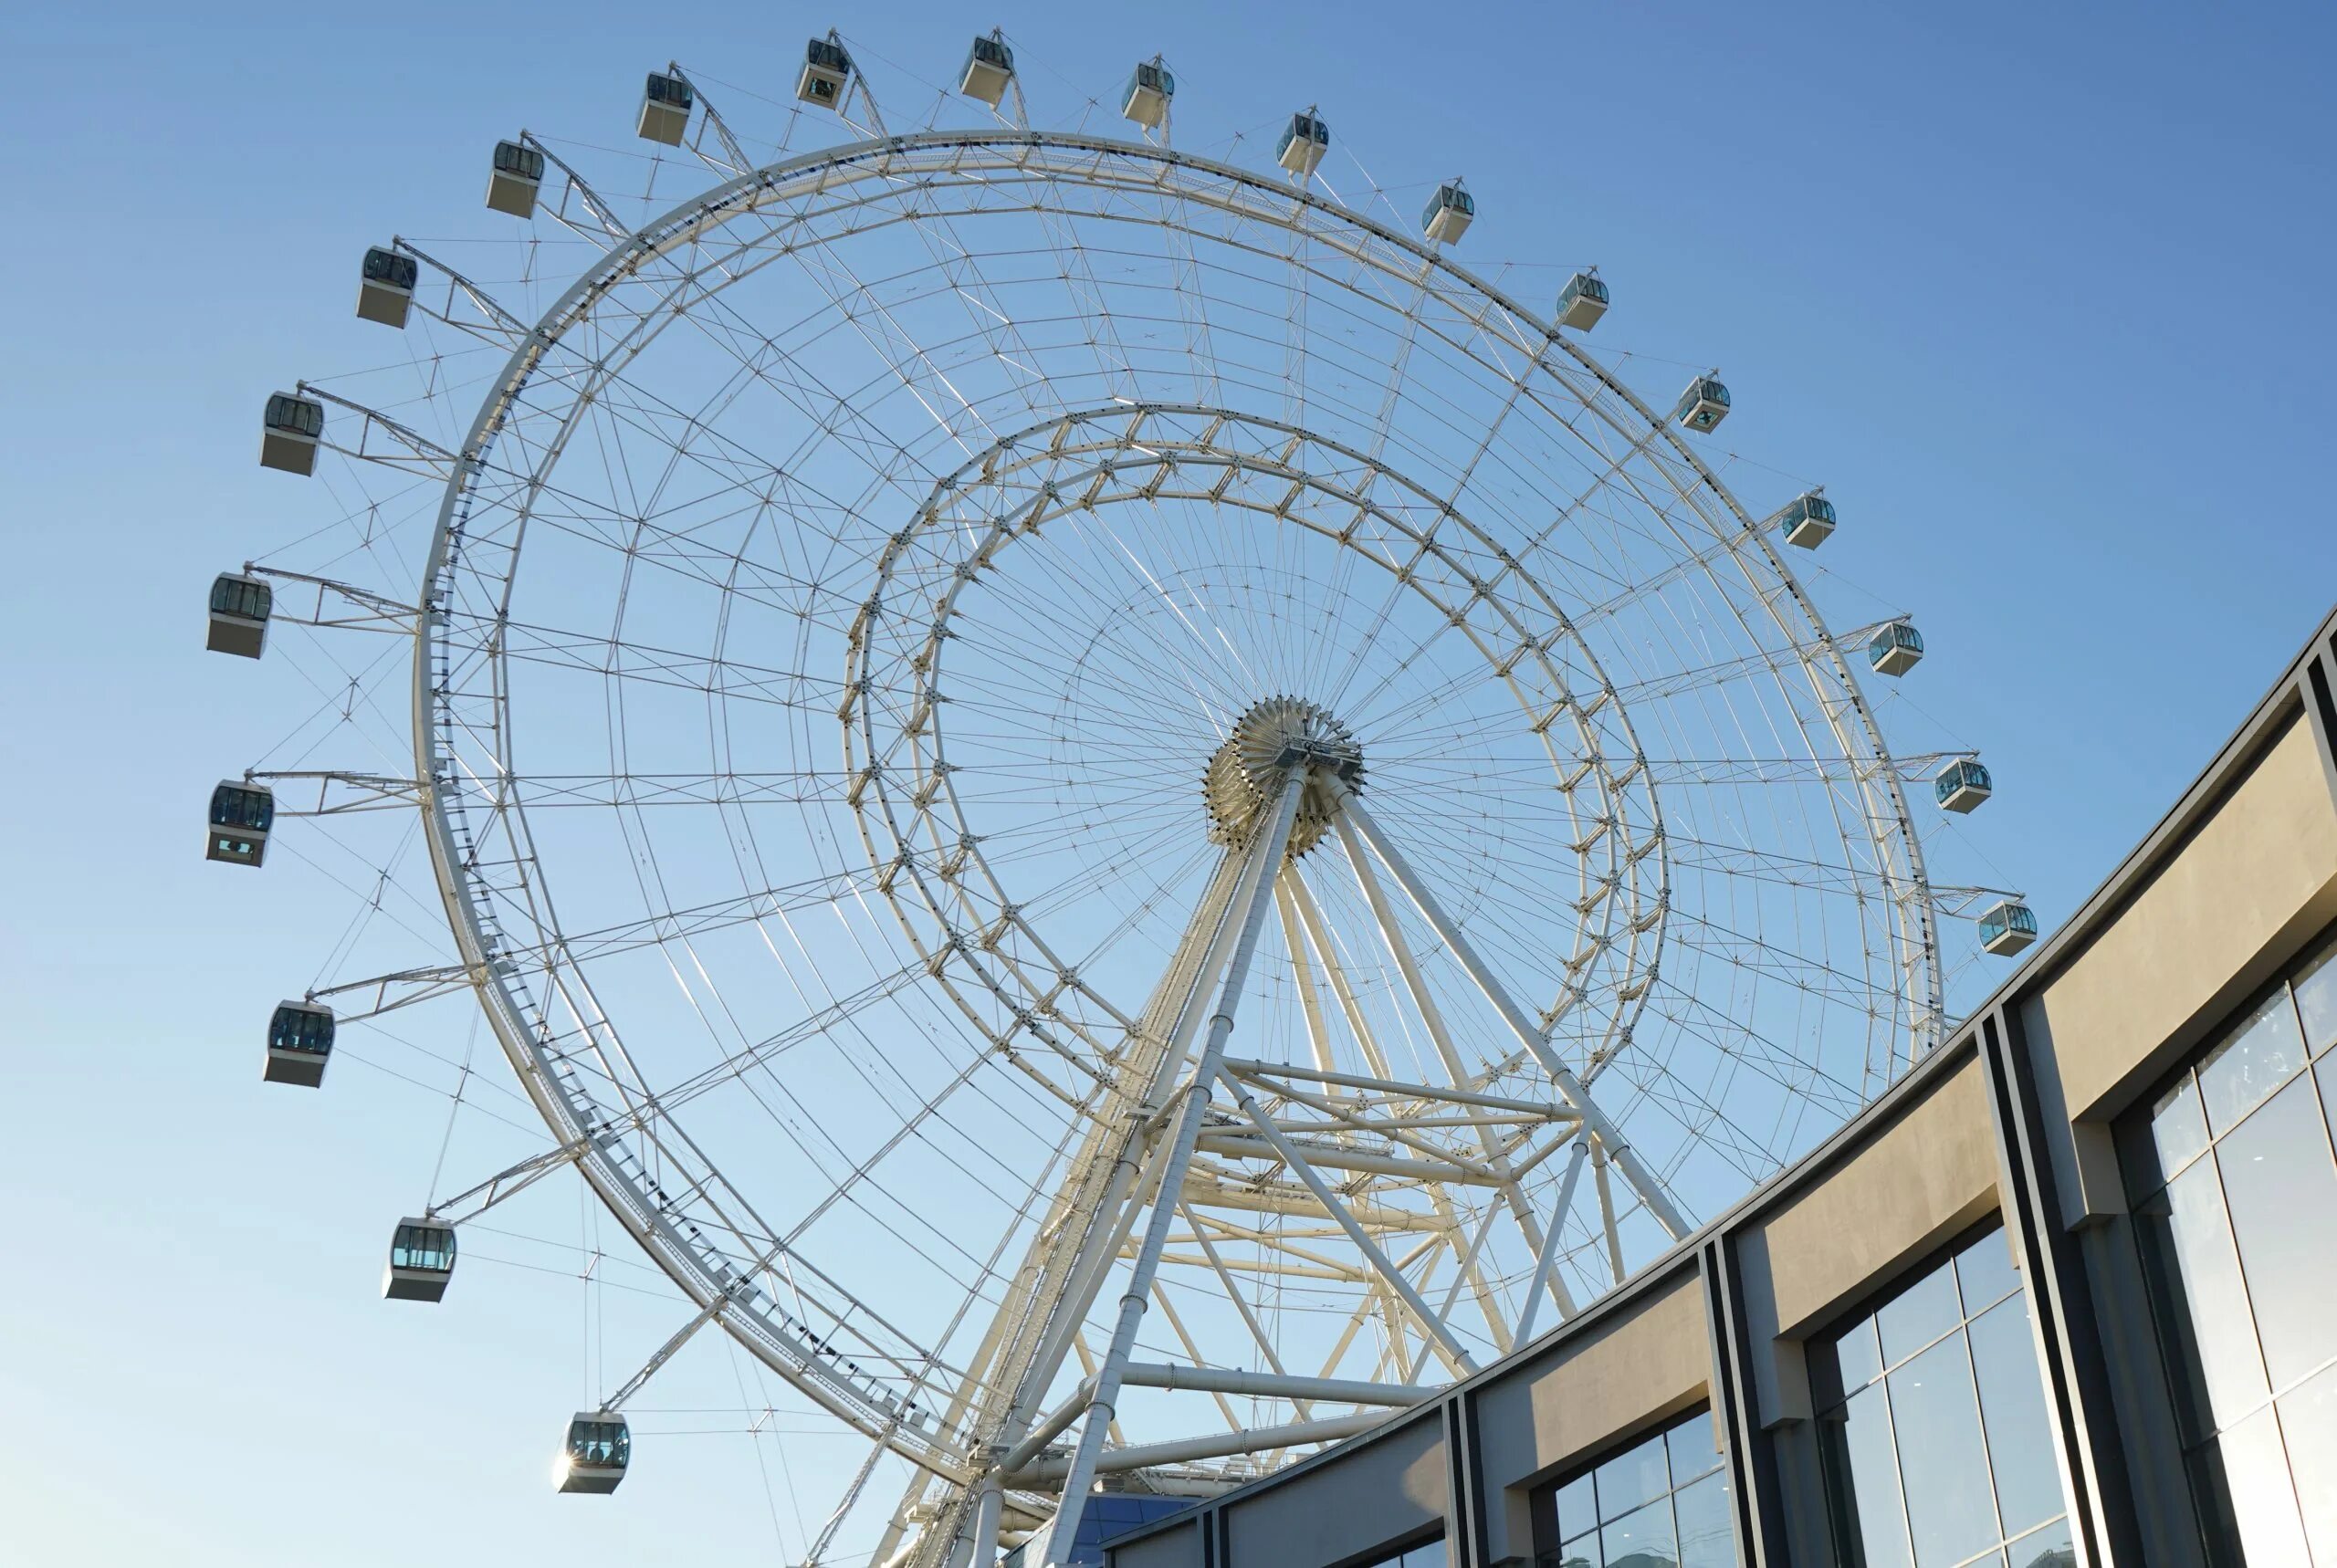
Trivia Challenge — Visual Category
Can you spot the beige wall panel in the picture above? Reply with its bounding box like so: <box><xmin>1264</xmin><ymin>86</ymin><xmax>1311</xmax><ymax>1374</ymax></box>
<box><xmin>1223</xmin><ymin>1411</ymin><xmax>1445</xmax><ymax>1568</ymax></box>
<box><xmin>1473</xmin><ymin>1274</ymin><xmax>1709</xmax><ymax>1563</ymax></box>
<box><xmin>1477</xmin><ymin>1275</ymin><xmax>1709</xmax><ymax>1483</ymax></box>
<box><xmin>2037</xmin><ymin>714</ymin><xmax>2337</xmax><ymax>1122</ymax></box>
<box><xmin>1756</xmin><ymin>1057</ymin><xmax>1998</xmax><ymax>1337</ymax></box>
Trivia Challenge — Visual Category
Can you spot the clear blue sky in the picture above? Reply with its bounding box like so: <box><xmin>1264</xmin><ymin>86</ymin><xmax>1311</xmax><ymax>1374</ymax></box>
<box><xmin>3</xmin><ymin>3</ymin><xmax>2332</xmax><ymax>1563</ymax></box>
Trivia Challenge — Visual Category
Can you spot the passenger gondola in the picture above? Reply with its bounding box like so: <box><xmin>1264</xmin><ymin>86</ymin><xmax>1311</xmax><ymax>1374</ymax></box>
<box><xmin>1421</xmin><ymin>180</ymin><xmax>1474</xmax><ymax>245</ymax></box>
<box><xmin>207</xmin><ymin>572</ymin><xmax>272</xmax><ymax>658</ymax></box>
<box><xmin>799</xmin><ymin>37</ymin><xmax>852</xmax><ymax>107</ymax></box>
<box><xmin>1277</xmin><ymin>110</ymin><xmax>1329</xmax><ymax>177</ymax></box>
<box><xmin>1780</xmin><ymin>489</ymin><xmax>1836</xmax><ymax>549</ymax></box>
<box><xmin>383</xmin><ymin>1217</ymin><xmax>456</xmax><ymax>1301</ymax></box>
<box><xmin>259</xmin><ymin>392</ymin><xmax>324</xmax><ymax>476</ymax></box>
<box><xmin>959</xmin><ymin>31</ymin><xmax>1014</xmax><ymax>107</ymax></box>
<box><xmin>264</xmin><ymin>1000</ymin><xmax>334</xmax><ymax>1087</ymax></box>
<box><xmin>558</xmin><ymin>1411</ymin><xmax>631</xmax><ymax>1493</ymax></box>
<box><xmin>487</xmin><ymin>139</ymin><xmax>545</xmax><ymax>218</ymax></box>
<box><xmin>636</xmin><ymin>72</ymin><xmax>695</xmax><ymax>145</ymax></box>
<box><xmin>1122</xmin><ymin>57</ymin><xmax>1174</xmax><ymax>129</ymax></box>
<box><xmin>207</xmin><ymin>780</ymin><xmax>275</xmax><ymax>866</ymax></box>
<box><xmin>1868</xmin><ymin>621</ymin><xmax>1924</xmax><ymax>677</ymax></box>
<box><xmin>1673</xmin><ymin>373</ymin><xmax>1730</xmax><ymax>434</ymax></box>
<box><xmin>356</xmin><ymin>246</ymin><xmax>418</xmax><ymax>329</ymax></box>
<box><xmin>1556</xmin><ymin>269</ymin><xmax>1609</xmax><ymax>330</ymax></box>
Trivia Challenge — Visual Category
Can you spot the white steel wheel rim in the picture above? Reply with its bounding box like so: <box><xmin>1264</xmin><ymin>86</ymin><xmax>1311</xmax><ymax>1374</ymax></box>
<box><xmin>410</xmin><ymin>128</ymin><xmax>1938</xmax><ymax>1492</ymax></box>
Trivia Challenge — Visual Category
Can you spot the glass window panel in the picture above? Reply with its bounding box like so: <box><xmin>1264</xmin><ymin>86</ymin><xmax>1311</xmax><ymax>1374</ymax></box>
<box><xmin>1821</xmin><ymin>1385</ymin><xmax>1912</xmax><ymax>1568</ymax></box>
<box><xmin>1555</xmin><ymin>1529</ymin><xmax>1602</xmax><ymax>1568</ymax></box>
<box><xmin>2180</xmin><ymin>1436</ymin><xmax>2247</xmax><ymax>1568</ymax></box>
<box><xmin>1599</xmin><ymin>1497</ymin><xmax>1676</xmax><ymax>1568</ymax></box>
<box><xmin>1594</xmin><ymin>1432</ymin><xmax>1671</xmax><ymax>1522</ymax></box>
<box><xmin>2222</xmin><ymin>1402</ymin><xmax>2311</xmax><ymax>1565</ymax></box>
<box><xmin>1665</xmin><ymin>1409</ymin><xmax>1722</xmax><ymax>1485</ymax></box>
<box><xmin>1885</xmin><ymin>1335</ymin><xmax>1998</xmax><ymax>1568</ymax></box>
<box><xmin>2002</xmin><ymin>1516</ymin><xmax>2073</xmax><ymax>1568</ymax></box>
<box><xmin>1835</xmin><ymin>1314</ymin><xmax>1884</xmax><ymax>1395</ymax></box>
<box><xmin>1965</xmin><ymin>1297</ymin><xmax>2067</xmax><ymax>1538</ymax></box>
<box><xmin>1955</xmin><ymin>1228</ymin><xmax>2022</xmax><ymax>1316</ymax></box>
<box><xmin>2278</xmin><ymin>1359</ymin><xmax>2337</xmax><ymax>1564</ymax></box>
<box><xmin>2198</xmin><ymin>988</ymin><xmax>2309</xmax><ymax>1135</ymax></box>
<box><xmin>1399</xmin><ymin>1542</ymin><xmax>1450</xmax><ymax>1568</ymax></box>
<box><xmin>2298</xmin><ymin>941</ymin><xmax>2337</xmax><ymax>1056</ymax></box>
<box><xmin>2318</xmin><ymin>1057</ymin><xmax>2337</xmax><ymax>1183</ymax></box>
<box><xmin>1672</xmin><ymin>1470</ymin><xmax>1734</xmax><ymax>1568</ymax></box>
<box><xmin>2122</xmin><ymin>1079</ymin><xmax>2206</xmax><ymax>1206</ymax></box>
<box><xmin>2213</xmin><ymin>1074</ymin><xmax>2337</xmax><ymax>1388</ymax></box>
<box><xmin>2136</xmin><ymin>1157</ymin><xmax>2268</xmax><ymax>1435</ymax></box>
<box><xmin>1551</xmin><ymin>1472</ymin><xmax>1597</xmax><ymax>1540</ymax></box>
<box><xmin>1877</xmin><ymin>1260</ymin><xmax>1962</xmax><ymax>1367</ymax></box>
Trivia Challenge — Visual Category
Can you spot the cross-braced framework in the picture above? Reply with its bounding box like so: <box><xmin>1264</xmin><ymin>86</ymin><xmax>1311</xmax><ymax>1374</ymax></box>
<box><xmin>215</xmin><ymin>37</ymin><xmax>2028</xmax><ymax>1568</ymax></box>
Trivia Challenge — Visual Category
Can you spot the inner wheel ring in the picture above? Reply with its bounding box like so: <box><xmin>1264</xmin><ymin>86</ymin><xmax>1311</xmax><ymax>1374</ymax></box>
<box><xmin>843</xmin><ymin>402</ymin><xmax>1669</xmax><ymax>1095</ymax></box>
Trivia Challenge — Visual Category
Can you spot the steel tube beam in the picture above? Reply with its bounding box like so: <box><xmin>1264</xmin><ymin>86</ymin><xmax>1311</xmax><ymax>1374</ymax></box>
<box><xmin>1033</xmin><ymin>772</ymin><xmax>1307</xmax><ymax>1568</ymax></box>
<box><xmin>1004</xmin><ymin>846</ymin><xmax>1257</xmax><ymax>1448</ymax></box>
<box><xmin>1194</xmin><ymin>1133</ymin><xmax>1495</xmax><ymax>1185</ymax></box>
<box><xmin>1009</xmin><ymin>1411</ymin><xmax>1395</xmax><ymax>1486</ymax></box>
<box><xmin>1220</xmin><ymin>1071</ymin><xmax>1482</xmax><ymax>1375</ymax></box>
<box><xmin>963</xmin><ymin>1475</ymin><xmax>1004</xmax><ymax>1568</ymax></box>
<box><xmin>1341</xmin><ymin>797</ymin><xmax>1692</xmax><ymax>1239</ymax></box>
<box><xmin>1117</xmin><ymin>1363</ymin><xmax>1439</xmax><ymax>1406</ymax></box>
<box><xmin>1592</xmin><ymin>1137</ymin><xmax>1629</xmax><ymax>1284</ymax></box>
<box><xmin>1220</xmin><ymin>1057</ymin><xmax>1581</xmax><ymax>1119</ymax></box>
<box><xmin>999</xmin><ymin>1378</ymin><xmax>1098</xmax><ymax>1476</ymax></box>
<box><xmin>1512</xmin><ymin>1138</ymin><xmax>1589</xmax><ymax>1344</ymax></box>
<box><xmin>1179</xmin><ymin>1176</ymin><xmax>1447</xmax><ymax>1230</ymax></box>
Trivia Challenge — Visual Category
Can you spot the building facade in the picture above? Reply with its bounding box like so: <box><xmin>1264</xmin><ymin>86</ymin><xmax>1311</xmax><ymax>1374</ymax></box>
<box><xmin>1105</xmin><ymin>608</ymin><xmax>2337</xmax><ymax>1568</ymax></box>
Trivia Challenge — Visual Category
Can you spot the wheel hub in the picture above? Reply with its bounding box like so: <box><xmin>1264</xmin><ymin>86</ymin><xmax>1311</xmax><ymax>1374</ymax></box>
<box><xmin>1203</xmin><ymin>696</ymin><xmax>1364</xmax><ymax>856</ymax></box>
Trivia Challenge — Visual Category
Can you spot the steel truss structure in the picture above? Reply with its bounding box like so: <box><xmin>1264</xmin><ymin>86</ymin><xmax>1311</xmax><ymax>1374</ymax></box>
<box><xmin>220</xmin><ymin>41</ymin><xmax>2026</xmax><ymax>1568</ymax></box>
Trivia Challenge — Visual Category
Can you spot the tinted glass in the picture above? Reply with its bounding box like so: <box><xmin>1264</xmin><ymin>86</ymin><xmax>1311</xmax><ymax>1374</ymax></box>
<box><xmin>1600</xmin><ymin>1497</ymin><xmax>1675</xmax><ymax>1568</ymax></box>
<box><xmin>2214</xmin><ymin>1074</ymin><xmax>2337</xmax><ymax>1386</ymax></box>
<box><xmin>1876</xmin><ymin>1263</ymin><xmax>1961</xmax><ymax>1364</ymax></box>
<box><xmin>1955</xmin><ymin>1228</ymin><xmax>2021</xmax><ymax>1315</ymax></box>
<box><xmin>1672</xmin><ymin>1470</ymin><xmax>1734</xmax><ymax>1568</ymax></box>
<box><xmin>1595</xmin><ymin>1431</ymin><xmax>1670</xmax><ymax>1521</ymax></box>
<box><xmin>2222</xmin><ymin>1403</ymin><xmax>2311</xmax><ymax>1563</ymax></box>
<box><xmin>1540</xmin><ymin>1410</ymin><xmax>1728</xmax><ymax>1566</ymax></box>
<box><xmin>1825</xmin><ymin>1385</ymin><xmax>1911</xmax><ymax>1568</ymax></box>
<box><xmin>2198</xmin><ymin>988</ymin><xmax>2308</xmax><ymax>1134</ymax></box>
<box><xmin>1835</xmin><ymin>1313</ymin><xmax>1884</xmax><ymax>1394</ymax></box>
<box><xmin>1666</xmin><ymin>1408</ymin><xmax>1721</xmax><ymax>1485</ymax></box>
<box><xmin>1966</xmin><ymin>1297</ymin><xmax>2062</xmax><ymax>1538</ymax></box>
<box><xmin>2143</xmin><ymin>1072</ymin><xmax>2211</xmax><ymax>1192</ymax></box>
<box><xmin>2279</xmin><ymin>1359</ymin><xmax>2337</xmax><ymax>1562</ymax></box>
<box><xmin>2298</xmin><ymin>944</ymin><xmax>2337</xmax><ymax>1055</ymax></box>
<box><xmin>2148</xmin><ymin>1157</ymin><xmax>2268</xmax><ymax>1430</ymax></box>
<box><xmin>1887</xmin><ymin>1335</ymin><xmax>1997</xmax><ymax>1567</ymax></box>
<box><xmin>1550</xmin><ymin>1471</ymin><xmax>1595</xmax><ymax>1538</ymax></box>
<box><xmin>2004</xmin><ymin>1517</ymin><xmax>2074</xmax><ymax>1568</ymax></box>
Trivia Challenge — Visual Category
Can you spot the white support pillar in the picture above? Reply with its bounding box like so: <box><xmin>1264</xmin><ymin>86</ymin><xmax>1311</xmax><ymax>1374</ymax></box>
<box><xmin>1032</xmin><ymin>770</ymin><xmax>1309</xmax><ymax>1568</ymax></box>
<box><xmin>1340</xmin><ymin>797</ymin><xmax>1692</xmax><ymax>1239</ymax></box>
<box><xmin>960</xmin><ymin>1474</ymin><xmax>1004</xmax><ymax>1568</ymax></box>
<box><xmin>1511</xmin><ymin>1138</ymin><xmax>1589</xmax><ymax>1345</ymax></box>
<box><xmin>1591</xmin><ymin>1136</ymin><xmax>1628</xmax><ymax>1285</ymax></box>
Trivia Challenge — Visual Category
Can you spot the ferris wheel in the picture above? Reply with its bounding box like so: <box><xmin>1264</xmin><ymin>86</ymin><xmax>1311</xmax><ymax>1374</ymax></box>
<box><xmin>208</xmin><ymin>29</ymin><xmax>2038</xmax><ymax>1568</ymax></box>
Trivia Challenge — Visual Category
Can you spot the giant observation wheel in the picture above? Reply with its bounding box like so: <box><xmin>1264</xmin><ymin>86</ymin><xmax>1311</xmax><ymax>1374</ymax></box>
<box><xmin>210</xmin><ymin>31</ymin><xmax>2035</xmax><ymax>1568</ymax></box>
